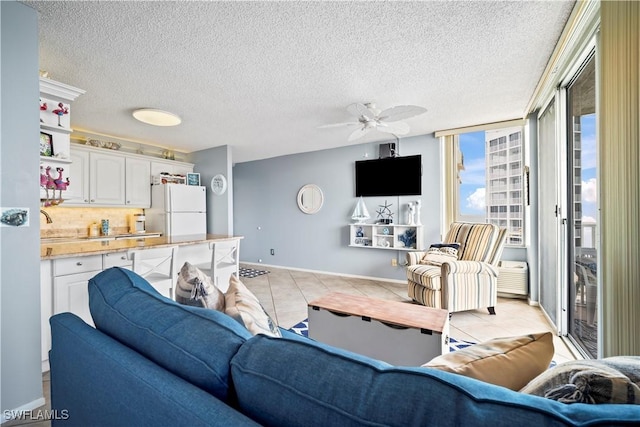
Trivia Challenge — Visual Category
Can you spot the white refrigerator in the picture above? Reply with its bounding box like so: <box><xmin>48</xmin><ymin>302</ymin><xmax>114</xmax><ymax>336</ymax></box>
<box><xmin>147</xmin><ymin>184</ymin><xmax>207</xmax><ymax>236</ymax></box>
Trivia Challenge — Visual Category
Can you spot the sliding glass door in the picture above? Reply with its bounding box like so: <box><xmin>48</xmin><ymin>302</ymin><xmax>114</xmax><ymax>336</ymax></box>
<box><xmin>566</xmin><ymin>54</ymin><xmax>597</xmax><ymax>358</ymax></box>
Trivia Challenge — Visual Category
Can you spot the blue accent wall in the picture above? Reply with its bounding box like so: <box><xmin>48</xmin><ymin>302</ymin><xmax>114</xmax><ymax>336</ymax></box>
<box><xmin>189</xmin><ymin>145</ymin><xmax>233</xmax><ymax>235</ymax></box>
<box><xmin>233</xmin><ymin>135</ymin><xmax>442</xmax><ymax>281</ymax></box>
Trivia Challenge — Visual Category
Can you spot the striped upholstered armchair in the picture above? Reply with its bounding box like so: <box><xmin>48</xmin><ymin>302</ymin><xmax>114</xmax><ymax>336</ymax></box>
<box><xmin>406</xmin><ymin>222</ymin><xmax>507</xmax><ymax>315</ymax></box>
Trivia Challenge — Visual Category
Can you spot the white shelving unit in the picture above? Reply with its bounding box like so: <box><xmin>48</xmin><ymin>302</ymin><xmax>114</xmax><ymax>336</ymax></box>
<box><xmin>349</xmin><ymin>224</ymin><xmax>423</xmax><ymax>251</ymax></box>
<box><xmin>39</xmin><ymin>77</ymin><xmax>85</xmax><ymax>203</ymax></box>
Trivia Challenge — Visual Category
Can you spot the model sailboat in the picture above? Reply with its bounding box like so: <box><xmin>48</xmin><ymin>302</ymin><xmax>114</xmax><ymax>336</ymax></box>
<box><xmin>351</xmin><ymin>197</ymin><xmax>370</xmax><ymax>223</ymax></box>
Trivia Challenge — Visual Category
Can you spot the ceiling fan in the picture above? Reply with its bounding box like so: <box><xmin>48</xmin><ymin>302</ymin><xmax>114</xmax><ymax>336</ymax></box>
<box><xmin>320</xmin><ymin>102</ymin><xmax>427</xmax><ymax>142</ymax></box>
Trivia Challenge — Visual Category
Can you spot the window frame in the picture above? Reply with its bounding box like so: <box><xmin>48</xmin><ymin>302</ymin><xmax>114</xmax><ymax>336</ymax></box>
<box><xmin>437</xmin><ymin>119</ymin><xmax>528</xmax><ymax>247</ymax></box>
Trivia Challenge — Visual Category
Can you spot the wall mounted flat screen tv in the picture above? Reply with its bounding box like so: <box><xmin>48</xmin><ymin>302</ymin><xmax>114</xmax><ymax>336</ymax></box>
<box><xmin>355</xmin><ymin>155</ymin><xmax>422</xmax><ymax>197</ymax></box>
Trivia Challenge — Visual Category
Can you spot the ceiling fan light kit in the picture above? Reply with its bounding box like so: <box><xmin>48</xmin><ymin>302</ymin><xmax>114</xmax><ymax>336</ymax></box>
<box><xmin>133</xmin><ymin>108</ymin><xmax>182</xmax><ymax>127</ymax></box>
<box><xmin>321</xmin><ymin>102</ymin><xmax>427</xmax><ymax>141</ymax></box>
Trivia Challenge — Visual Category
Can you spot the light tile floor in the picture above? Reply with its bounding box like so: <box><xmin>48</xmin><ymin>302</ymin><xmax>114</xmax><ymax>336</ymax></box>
<box><xmin>241</xmin><ymin>265</ymin><xmax>577</xmax><ymax>365</ymax></box>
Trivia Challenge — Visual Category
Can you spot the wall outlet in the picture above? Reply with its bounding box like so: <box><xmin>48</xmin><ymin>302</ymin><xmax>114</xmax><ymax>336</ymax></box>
<box><xmin>270</xmin><ymin>249</ymin><xmax>275</xmax><ymax>255</ymax></box>
<box><xmin>391</xmin><ymin>258</ymin><xmax>397</xmax><ymax>267</ymax></box>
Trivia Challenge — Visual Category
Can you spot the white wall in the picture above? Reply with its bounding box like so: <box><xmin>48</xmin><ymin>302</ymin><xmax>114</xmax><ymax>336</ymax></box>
<box><xmin>1</xmin><ymin>1</ymin><xmax>45</xmax><ymax>416</ymax></box>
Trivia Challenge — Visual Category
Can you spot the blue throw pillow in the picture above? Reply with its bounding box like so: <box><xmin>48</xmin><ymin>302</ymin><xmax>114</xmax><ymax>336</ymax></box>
<box><xmin>88</xmin><ymin>267</ymin><xmax>252</xmax><ymax>401</ymax></box>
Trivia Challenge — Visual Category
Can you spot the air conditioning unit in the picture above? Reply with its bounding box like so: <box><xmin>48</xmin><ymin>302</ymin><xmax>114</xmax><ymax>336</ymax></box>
<box><xmin>497</xmin><ymin>261</ymin><xmax>528</xmax><ymax>297</ymax></box>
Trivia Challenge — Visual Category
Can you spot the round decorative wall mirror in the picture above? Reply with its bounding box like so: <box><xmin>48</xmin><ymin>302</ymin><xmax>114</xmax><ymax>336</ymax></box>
<box><xmin>297</xmin><ymin>184</ymin><xmax>324</xmax><ymax>214</ymax></box>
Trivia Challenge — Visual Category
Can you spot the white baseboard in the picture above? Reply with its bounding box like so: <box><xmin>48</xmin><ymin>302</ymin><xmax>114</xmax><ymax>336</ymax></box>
<box><xmin>1</xmin><ymin>397</ymin><xmax>46</xmax><ymax>424</ymax></box>
<box><xmin>241</xmin><ymin>262</ymin><xmax>406</xmax><ymax>285</ymax></box>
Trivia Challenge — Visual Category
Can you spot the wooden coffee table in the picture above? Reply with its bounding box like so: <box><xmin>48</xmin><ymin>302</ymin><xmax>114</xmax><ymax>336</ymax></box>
<box><xmin>308</xmin><ymin>292</ymin><xmax>449</xmax><ymax>366</ymax></box>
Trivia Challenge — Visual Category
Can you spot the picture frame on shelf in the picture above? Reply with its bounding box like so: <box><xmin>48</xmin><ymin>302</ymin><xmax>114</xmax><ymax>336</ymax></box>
<box><xmin>186</xmin><ymin>173</ymin><xmax>200</xmax><ymax>186</ymax></box>
<box><xmin>40</xmin><ymin>132</ymin><xmax>53</xmax><ymax>157</ymax></box>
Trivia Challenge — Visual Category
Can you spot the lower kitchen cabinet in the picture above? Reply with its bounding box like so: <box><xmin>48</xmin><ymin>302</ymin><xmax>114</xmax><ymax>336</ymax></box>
<box><xmin>54</xmin><ymin>270</ymin><xmax>99</xmax><ymax>327</ymax></box>
<box><xmin>41</xmin><ymin>252</ymin><xmax>131</xmax><ymax>371</ymax></box>
<box><xmin>52</xmin><ymin>254</ymin><xmax>103</xmax><ymax>328</ymax></box>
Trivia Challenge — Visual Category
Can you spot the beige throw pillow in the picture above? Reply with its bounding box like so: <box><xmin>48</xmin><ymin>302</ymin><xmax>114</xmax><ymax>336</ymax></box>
<box><xmin>225</xmin><ymin>275</ymin><xmax>282</xmax><ymax>337</ymax></box>
<box><xmin>174</xmin><ymin>262</ymin><xmax>225</xmax><ymax>311</ymax></box>
<box><xmin>423</xmin><ymin>332</ymin><xmax>554</xmax><ymax>391</ymax></box>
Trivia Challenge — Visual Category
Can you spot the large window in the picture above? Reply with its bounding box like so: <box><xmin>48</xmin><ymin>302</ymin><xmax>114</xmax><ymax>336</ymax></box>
<box><xmin>455</xmin><ymin>125</ymin><xmax>525</xmax><ymax>245</ymax></box>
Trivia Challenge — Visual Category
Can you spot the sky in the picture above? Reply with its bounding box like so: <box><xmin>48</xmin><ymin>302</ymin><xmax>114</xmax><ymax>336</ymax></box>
<box><xmin>459</xmin><ymin>131</ymin><xmax>486</xmax><ymax>215</ymax></box>
<box><xmin>458</xmin><ymin>114</ymin><xmax>597</xmax><ymax>223</ymax></box>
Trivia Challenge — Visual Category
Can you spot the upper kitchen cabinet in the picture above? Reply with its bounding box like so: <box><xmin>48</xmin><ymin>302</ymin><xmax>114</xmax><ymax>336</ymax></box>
<box><xmin>125</xmin><ymin>157</ymin><xmax>151</xmax><ymax>206</ymax></box>
<box><xmin>65</xmin><ymin>145</ymin><xmax>192</xmax><ymax>208</ymax></box>
<box><xmin>90</xmin><ymin>151</ymin><xmax>126</xmax><ymax>205</ymax></box>
<box><xmin>65</xmin><ymin>147</ymin><xmax>126</xmax><ymax>206</ymax></box>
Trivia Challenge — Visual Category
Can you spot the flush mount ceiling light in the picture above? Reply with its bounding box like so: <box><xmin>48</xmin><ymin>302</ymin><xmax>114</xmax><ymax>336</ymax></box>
<box><xmin>132</xmin><ymin>108</ymin><xmax>182</xmax><ymax>126</ymax></box>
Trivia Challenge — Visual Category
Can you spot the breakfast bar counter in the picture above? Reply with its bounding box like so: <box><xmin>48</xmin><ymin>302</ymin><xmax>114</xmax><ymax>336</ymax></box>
<box><xmin>40</xmin><ymin>233</ymin><xmax>243</xmax><ymax>260</ymax></box>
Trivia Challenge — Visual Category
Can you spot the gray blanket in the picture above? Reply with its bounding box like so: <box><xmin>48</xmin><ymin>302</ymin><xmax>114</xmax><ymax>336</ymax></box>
<box><xmin>520</xmin><ymin>356</ymin><xmax>640</xmax><ymax>404</ymax></box>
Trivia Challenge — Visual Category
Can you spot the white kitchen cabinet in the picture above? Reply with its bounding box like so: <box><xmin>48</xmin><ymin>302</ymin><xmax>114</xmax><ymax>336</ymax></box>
<box><xmin>65</xmin><ymin>149</ymin><xmax>90</xmax><ymax>203</ymax></box>
<box><xmin>52</xmin><ymin>255</ymin><xmax>103</xmax><ymax>331</ymax></box>
<box><xmin>66</xmin><ymin>146</ymin><xmax>184</xmax><ymax>207</ymax></box>
<box><xmin>54</xmin><ymin>271</ymin><xmax>98</xmax><ymax>328</ymax></box>
<box><xmin>103</xmin><ymin>251</ymin><xmax>132</xmax><ymax>269</ymax></box>
<box><xmin>125</xmin><ymin>157</ymin><xmax>151</xmax><ymax>207</ymax></box>
<box><xmin>90</xmin><ymin>151</ymin><xmax>126</xmax><ymax>205</ymax></box>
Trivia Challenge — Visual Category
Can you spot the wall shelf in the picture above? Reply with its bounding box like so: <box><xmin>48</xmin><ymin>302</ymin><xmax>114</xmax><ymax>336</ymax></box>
<box><xmin>40</xmin><ymin>156</ymin><xmax>72</xmax><ymax>164</ymax></box>
<box><xmin>40</xmin><ymin>123</ymin><xmax>73</xmax><ymax>134</ymax></box>
<box><xmin>349</xmin><ymin>223</ymin><xmax>423</xmax><ymax>251</ymax></box>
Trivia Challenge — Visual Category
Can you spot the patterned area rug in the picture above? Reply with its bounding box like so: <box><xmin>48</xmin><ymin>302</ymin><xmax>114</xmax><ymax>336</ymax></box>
<box><xmin>289</xmin><ymin>319</ymin><xmax>309</xmax><ymax>337</ymax></box>
<box><xmin>238</xmin><ymin>267</ymin><xmax>270</xmax><ymax>278</ymax></box>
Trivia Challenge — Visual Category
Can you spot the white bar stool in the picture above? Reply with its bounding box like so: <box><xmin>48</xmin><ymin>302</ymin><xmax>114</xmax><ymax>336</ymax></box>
<box><xmin>127</xmin><ymin>246</ymin><xmax>179</xmax><ymax>299</ymax></box>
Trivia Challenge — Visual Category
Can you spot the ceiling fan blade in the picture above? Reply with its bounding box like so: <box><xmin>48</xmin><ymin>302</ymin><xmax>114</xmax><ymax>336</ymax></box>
<box><xmin>348</xmin><ymin>126</ymin><xmax>373</xmax><ymax>142</ymax></box>
<box><xmin>347</xmin><ymin>103</ymin><xmax>376</xmax><ymax>121</ymax></box>
<box><xmin>318</xmin><ymin>122</ymin><xmax>360</xmax><ymax>129</ymax></box>
<box><xmin>376</xmin><ymin>121</ymin><xmax>410</xmax><ymax>135</ymax></box>
<box><xmin>378</xmin><ymin>105</ymin><xmax>427</xmax><ymax>122</ymax></box>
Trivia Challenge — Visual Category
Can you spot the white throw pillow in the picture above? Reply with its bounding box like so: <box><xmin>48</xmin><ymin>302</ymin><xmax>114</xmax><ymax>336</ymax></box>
<box><xmin>420</xmin><ymin>245</ymin><xmax>459</xmax><ymax>266</ymax></box>
<box><xmin>225</xmin><ymin>275</ymin><xmax>282</xmax><ymax>337</ymax></box>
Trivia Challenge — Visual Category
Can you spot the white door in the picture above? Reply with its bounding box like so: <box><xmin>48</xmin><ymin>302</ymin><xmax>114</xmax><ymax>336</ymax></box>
<box><xmin>168</xmin><ymin>185</ymin><xmax>206</xmax><ymax>213</ymax></box>
<box><xmin>168</xmin><ymin>212</ymin><xmax>206</xmax><ymax>236</ymax></box>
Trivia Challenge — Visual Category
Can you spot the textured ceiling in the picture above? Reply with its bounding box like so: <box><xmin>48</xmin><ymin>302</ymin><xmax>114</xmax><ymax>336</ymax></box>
<box><xmin>22</xmin><ymin>1</ymin><xmax>574</xmax><ymax>163</ymax></box>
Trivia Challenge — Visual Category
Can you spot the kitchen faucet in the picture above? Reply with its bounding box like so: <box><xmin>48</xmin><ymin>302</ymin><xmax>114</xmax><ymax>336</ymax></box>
<box><xmin>40</xmin><ymin>209</ymin><xmax>53</xmax><ymax>224</ymax></box>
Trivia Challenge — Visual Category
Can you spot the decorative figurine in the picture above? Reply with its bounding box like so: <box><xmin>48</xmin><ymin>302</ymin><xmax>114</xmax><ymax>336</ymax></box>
<box><xmin>39</xmin><ymin>98</ymin><xmax>47</xmax><ymax>123</ymax></box>
<box><xmin>407</xmin><ymin>202</ymin><xmax>416</xmax><ymax>225</ymax></box>
<box><xmin>398</xmin><ymin>228</ymin><xmax>417</xmax><ymax>249</ymax></box>
<box><xmin>53</xmin><ymin>167</ymin><xmax>70</xmax><ymax>203</ymax></box>
<box><xmin>376</xmin><ymin>200</ymin><xmax>394</xmax><ymax>224</ymax></box>
<box><xmin>415</xmin><ymin>200</ymin><xmax>422</xmax><ymax>225</ymax></box>
<box><xmin>52</xmin><ymin>102</ymin><xmax>69</xmax><ymax>127</ymax></box>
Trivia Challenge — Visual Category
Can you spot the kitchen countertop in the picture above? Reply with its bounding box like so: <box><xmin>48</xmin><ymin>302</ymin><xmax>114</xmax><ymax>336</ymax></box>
<box><xmin>41</xmin><ymin>234</ymin><xmax>243</xmax><ymax>260</ymax></box>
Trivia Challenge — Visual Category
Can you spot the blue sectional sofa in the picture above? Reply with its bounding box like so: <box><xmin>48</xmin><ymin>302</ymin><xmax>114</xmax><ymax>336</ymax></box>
<box><xmin>49</xmin><ymin>267</ymin><xmax>640</xmax><ymax>426</ymax></box>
